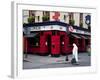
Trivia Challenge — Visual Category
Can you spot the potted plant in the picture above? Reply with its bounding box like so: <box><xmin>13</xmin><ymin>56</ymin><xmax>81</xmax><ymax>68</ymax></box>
<box><xmin>28</xmin><ymin>16</ymin><xmax>35</xmax><ymax>24</ymax></box>
<box><xmin>69</xmin><ymin>19</ymin><xmax>75</xmax><ymax>26</ymax></box>
<box><xmin>42</xmin><ymin>15</ymin><xmax>49</xmax><ymax>22</ymax></box>
<box><xmin>80</xmin><ymin>22</ymin><xmax>83</xmax><ymax>27</ymax></box>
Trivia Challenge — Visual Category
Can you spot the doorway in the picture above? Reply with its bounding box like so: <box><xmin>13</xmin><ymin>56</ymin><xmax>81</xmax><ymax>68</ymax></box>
<box><xmin>60</xmin><ymin>35</ymin><xmax>64</xmax><ymax>53</ymax></box>
<box><xmin>47</xmin><ymin>35</ymin><xmax>51</xmax><ymax>54</ymax></box>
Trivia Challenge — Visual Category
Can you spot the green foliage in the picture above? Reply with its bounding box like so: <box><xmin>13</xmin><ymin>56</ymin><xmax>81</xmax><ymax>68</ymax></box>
<box><xmin>69</xmin><ymin>19</ymin><xmax>75</xmax><ymax>25</ymax></box>
<box><xmin>42</xmin><ymin>16</ymin><xmax>49</xmax><ymax>21</ymax></box>
<box><xmin>28</xmin><ymin>16</ymin><xmax>35</xmax><ymax>23</ymax></box>
<box><xmin>80</xmin><ymin>22</ymin><xmax>83</xmax><ymax>27</ymax></box>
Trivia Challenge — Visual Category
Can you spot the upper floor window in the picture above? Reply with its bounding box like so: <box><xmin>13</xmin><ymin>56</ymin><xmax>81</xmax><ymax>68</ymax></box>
<box><xmin>29</xmin><ymin>10</ymin><xmax>36</xmax><ymax>17</ymax></box>
<box><xmin>69</xmin><ymin>13</ymin><xmax>74</xmax><ymax>20</ymax></box>
<box><xmin>28</xmin><ymin>10</ymin><xmax>36</xmax><ymax>23</ymax></box>
<box><xmin>69</xmin><ymin>13</ymin><xmax>74</xmax><ymax>25</ymax></box>
<box><xmin>28</xmin><ymin>36</ymin><xmax>40</xmax><ymax>47</ymax></box>
<box><xmin>42</xmin><ymin>11</ymin><xmax>50</xmax><ymax>21</ymax></box>
<box><xmin>63</xmin><ymin>15</ymin><xmax>66</xmax><ymax>21</ymax></box>
<box><xmin>80</xmin><ymin>13</ymin><xmax>83</xmax><ymax>27</ymax></box>
<box><xmin>37</xmin><ymin>16</ymin><xmax>40</xmax><ymax>21</ymax></box>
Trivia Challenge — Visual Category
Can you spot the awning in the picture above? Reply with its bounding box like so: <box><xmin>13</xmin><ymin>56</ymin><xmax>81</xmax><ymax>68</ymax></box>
<box><xmin>71</xmin><ymin>34</ymin><xmax>81</xmax><ymax>38</ymax></box>
<box><xmin>80</xmin><ymin>35</ymin><xmax>90</xmax><ymax>39</ymax></box>
<box><xmin>86</xmin><ymin>36</ymin><xmax>90</xmax><ymax>39</ymax></box>
<box><xmin>80</xmin><ymin>35</ymin><xmax>88</xmax><ymax>39</ymax></box>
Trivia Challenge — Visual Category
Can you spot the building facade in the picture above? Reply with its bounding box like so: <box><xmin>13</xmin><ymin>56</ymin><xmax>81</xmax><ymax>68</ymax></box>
<box><xmin>23</xmin><ymin>10</ymin><xmax>91</xmax><ymax>29</ymax></box>
<box><xmin>23</xmin><ymin>10</ymin><xmax>91</xmax><ymax>57</ymax></box>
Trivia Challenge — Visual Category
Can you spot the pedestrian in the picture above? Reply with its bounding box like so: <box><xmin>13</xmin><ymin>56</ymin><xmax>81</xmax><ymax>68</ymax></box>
<box><xmin>71</xmin><ymin>43</ymin><xmax>79</xmax><ymax>64</ymax></box>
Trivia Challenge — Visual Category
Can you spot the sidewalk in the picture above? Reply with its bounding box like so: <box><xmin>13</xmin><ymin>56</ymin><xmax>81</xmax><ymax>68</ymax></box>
<box><xmin>23</xmin><ymin>52</ymin><xmax>91</xmax><ymax>69</ymax></box>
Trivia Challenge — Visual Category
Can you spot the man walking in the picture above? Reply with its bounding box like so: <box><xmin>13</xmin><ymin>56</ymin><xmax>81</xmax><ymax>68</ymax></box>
<box><xmin>71</xmin><ymin>43</ymin><xmax>79</xmax><ymax>64</ymax></box>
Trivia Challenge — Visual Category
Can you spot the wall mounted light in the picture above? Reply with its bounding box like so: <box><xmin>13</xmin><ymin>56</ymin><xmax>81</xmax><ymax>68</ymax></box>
<box><xmin>62</xmin><ymin>41</ymin><xmax>64</xmax><ymax>45</ymax></box>
<box><xmin>45</xmin><ymin>41</ymin><xmax>48</xmax><ymax>45</ymax></box>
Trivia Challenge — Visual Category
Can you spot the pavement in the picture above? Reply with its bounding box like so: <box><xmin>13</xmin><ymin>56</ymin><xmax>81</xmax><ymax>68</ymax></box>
<box><xmin>23</xmin><ymin>52</ymin><xmax>91</xmax><ymax>69</ymax></box>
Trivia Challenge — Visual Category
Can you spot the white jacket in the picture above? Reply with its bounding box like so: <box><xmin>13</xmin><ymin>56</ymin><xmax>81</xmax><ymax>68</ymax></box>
<box><xmin>72</xmin><ymin>43</ymin><xmax>78</xmax><ymax>62</ymax></box>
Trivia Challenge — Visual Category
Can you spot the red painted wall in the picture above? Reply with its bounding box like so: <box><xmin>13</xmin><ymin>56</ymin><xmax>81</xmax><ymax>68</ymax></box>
<box><xmin>81</xmin><ymin>38</ymin><xmax>85</xmax><ymax>51</ymax></box>
<box><xmin>23</xmin><ymin>37</ymin><xmax>28</xmax><ymax>53</ymax></box>
<box><xmin>39</xmin><ymin>35</ymin><xmax>48</xmax><ymax>54</ymax></box>
<box><xmin>23</xmin><ymin>31</ymin><xmax>88</xmax><ymax>55</ymax></box>
<box><xmin>44</xmin><ymin>31</ymin><xmax>52</xmax><ymax>35</ymax></box>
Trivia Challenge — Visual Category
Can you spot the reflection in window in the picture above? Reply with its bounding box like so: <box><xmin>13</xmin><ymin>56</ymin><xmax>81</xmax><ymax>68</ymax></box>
<box><xmin>28</xmin><ymin>36</ymin><xmax>40</xmax><ymax>47</ymax></box>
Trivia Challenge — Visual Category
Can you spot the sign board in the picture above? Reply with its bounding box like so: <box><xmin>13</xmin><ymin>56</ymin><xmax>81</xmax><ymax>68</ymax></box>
<box><xmin>68</xmin><ymin>26</ymin><xmax>90</xmax><ymax>35</ymax></box>
<box><xmin>26</xmin><ymin>25</ymin><xmax>67</xmax><ymax>32</ymax></box>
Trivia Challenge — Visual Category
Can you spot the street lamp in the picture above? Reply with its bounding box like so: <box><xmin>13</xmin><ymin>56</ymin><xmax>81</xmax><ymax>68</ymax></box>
<box><xmin>62</xmin><ymin>41</ymin><xmax>64</xmax><ymax>45</ymax></box>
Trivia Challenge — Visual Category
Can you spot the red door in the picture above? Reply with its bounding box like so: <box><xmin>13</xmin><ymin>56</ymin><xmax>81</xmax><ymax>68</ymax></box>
<box><xmin>51</xmin><ymin>35</ymin><xmax>60</xmax><ymax>57</ymax></box>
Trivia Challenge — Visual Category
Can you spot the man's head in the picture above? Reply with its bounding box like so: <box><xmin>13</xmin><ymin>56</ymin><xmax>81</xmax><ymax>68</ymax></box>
<box><xmin>73</xmin><ymin>43</ymin><xmax>76</xmax><ymax>46</ymax></box>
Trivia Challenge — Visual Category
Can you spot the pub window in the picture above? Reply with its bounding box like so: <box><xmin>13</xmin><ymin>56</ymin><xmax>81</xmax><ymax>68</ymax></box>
<box><xmin>80</xmin><ymin>13</ymin><xmax>83</xmax><ymax>27</ymax></box>
<box><xmin>28</xmin><ymin>36</ymin><xmax>40</xmax><ymax>47</ymax></box>
<box><xmin>63</xmin><ymin>15</ymin><xmax>66</xmax><ymax>21</ymax></box>
<box><xmin>52</xmin><ymin>31</ymin><xmax>56</xmax><ymax>35</ymax></box>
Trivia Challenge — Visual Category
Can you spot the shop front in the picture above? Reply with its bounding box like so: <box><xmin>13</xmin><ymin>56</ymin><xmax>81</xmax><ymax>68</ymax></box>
<box><xmin>23</xmin><ymin>21</ymin><xmax>91</xmax><ymax>57</ymax></box>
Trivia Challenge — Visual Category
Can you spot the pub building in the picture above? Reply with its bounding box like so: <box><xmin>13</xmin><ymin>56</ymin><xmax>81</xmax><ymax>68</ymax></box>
<box><xmin>23</xmin><ymin>11</ymin><xmax>91</xmax><ymax>57</ymax></box>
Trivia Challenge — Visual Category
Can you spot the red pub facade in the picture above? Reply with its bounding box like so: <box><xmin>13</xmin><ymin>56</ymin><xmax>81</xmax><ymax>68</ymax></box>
<box><xmin>23</xmin><ymin>21</ymin><xmax>90</xmax><ymax>57</ymax></box>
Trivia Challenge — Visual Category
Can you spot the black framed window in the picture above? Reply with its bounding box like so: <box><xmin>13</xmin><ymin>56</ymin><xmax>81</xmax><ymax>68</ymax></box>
<box><xmin>52</xmin><ymin>31</ymin><xmax>56</xmax><ymax>35</ymax></box>
<box><xmin>80</xmin><ymin>13</ymin><xmax>83</xmax><ymax>27</ymax></box>
<box><xmin>69</xmin><ymin>12</ymin><xmax>74</xmax><ymax>25</ymax></box>
<box><xmin>37</xmin><ymin>16</ymin><xmax>40</xmax><ymax>21</ymax></box>
<box><xmin>29</xmin><ymin>10</ymin><xmax>35</xmax><ymax>17</ymax></box>
<box><xmin>28</xmin><ymin>36</ymin><xmax>40</xmax><ymax>47</ymax></box>
<box><xmin>63</xmin><ymin>15</ymin><xmax>66</xmax><ymax>21</ymax></box>
<box><xmin>42</xmin><ymin>11</ymin><xmax>50</xmax><ymax>21</ymax></box>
